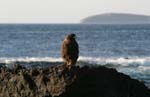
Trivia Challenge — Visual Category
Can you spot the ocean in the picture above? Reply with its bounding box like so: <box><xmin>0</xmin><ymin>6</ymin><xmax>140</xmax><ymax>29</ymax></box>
<box><xmin>0</xmin><ymin>24</ymin><xmax>150</xmax><ymax>87</ymax></box>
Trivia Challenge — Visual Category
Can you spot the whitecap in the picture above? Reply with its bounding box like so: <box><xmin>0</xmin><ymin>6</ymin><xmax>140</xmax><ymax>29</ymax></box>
<box><xmin>0</xmin><ymin>57</ymin><xmax>62</xmax><ymax>64</ymax></box>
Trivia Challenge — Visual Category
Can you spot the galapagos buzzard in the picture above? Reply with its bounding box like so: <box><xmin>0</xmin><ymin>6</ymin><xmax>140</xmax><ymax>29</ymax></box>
<box><xmin>61</xmin><ymin>34</ymin><xmax>79</xmax><ymax>68</ymax></box>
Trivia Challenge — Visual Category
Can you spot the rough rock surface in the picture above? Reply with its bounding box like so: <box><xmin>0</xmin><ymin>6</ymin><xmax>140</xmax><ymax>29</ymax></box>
<box><xmin>0</xmin><ymin>64</ymin><xmax>150</xmax><ymax>97</ymax></box>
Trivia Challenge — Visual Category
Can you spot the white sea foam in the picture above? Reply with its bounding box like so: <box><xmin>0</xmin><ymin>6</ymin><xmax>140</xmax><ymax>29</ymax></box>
<box><xmin>0</xmin><ymin>56</ymin><xmax>150</xmax><ymax>67</ymax></box>
<box><xmin>0</xmin><ymin>56</ymin><xmax>150</xmax><ymax>73</ymax></box>
<box><xmin>79</xmin><ymin>56</ymin><xmax>150</xmax><ymax>66</ymax></box>
<box><xmin>138</xmin><ymin>66</ymin><xmax>150</xmax><ymax>74</ymax></box>
<box><xmin>0</xmin><ymin>57</ymin><xmax>62</xmax><ymax>64</ymax></box>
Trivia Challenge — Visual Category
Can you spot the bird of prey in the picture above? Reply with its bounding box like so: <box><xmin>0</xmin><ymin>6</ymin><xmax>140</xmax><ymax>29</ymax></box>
<box><xmin>61</xmin><ymin>33</ymin><xmax>79</xmax><ymax>68</ymax></box>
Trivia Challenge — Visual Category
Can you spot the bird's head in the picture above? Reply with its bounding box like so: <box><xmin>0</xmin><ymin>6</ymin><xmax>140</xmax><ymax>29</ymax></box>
<box><xmin>66</xmin><ymin>33</ymin><xmax>76</xmax><ymax>40</ymax></box>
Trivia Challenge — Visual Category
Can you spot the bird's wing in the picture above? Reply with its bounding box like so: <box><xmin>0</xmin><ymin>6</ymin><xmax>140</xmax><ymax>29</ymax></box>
<box><xmin>61</xmin><ymin>40</ymin><xmax>79</xmax><ymax>60</ymax></box>
<box><xmin>68</xmin><ymin>41</ymin><xmax>79</xmax><ymax>58</ymax></box>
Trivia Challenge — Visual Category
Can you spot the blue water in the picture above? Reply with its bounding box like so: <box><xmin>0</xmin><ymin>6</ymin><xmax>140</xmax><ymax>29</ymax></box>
<box><xmin>0</xmin><ymin>24</ymin><xmax>150</xmax><ymax>87</ymax></box>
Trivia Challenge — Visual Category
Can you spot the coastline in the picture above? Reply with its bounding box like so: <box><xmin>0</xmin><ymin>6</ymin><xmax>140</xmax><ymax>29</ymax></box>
<box><xmin>0</xmin><ymin>63</ymin><xmax>150</xmax><ymax>97</ymax></box>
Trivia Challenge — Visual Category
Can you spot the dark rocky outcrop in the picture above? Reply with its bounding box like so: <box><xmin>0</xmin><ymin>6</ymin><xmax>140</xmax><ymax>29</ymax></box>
<box><xmin>0</xmin><ymin>64</ymin><xmax>150</xmax><ymax>97</ymax></box>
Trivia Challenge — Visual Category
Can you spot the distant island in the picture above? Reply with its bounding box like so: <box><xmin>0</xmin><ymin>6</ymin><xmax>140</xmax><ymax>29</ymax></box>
<box><xmin>81</xmin><ymin>13</ymin><xmax>150</xmax><ymax>24</ymax></box>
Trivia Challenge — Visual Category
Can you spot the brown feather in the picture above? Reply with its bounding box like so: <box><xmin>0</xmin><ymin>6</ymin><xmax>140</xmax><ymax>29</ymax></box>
<box><xmin>61</xmin><ymin>34</ymin><xmax>79</xmax><ymax>67</ymax></box>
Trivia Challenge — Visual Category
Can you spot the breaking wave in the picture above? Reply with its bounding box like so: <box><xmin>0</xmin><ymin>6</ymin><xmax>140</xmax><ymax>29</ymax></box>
<box><xmin>0</xmin><ymin>57</ymin><xmax>62</xmax><ymax>64</ymax></box>
<box><xmin>0</xmin><ymin>56</ymin><xmax>150</xmax><ymax>74</ymax></box>
<box><xmin>0</xmin><ymin>56</ymin><xmax>150</xmax><ymax>67</ymax></box>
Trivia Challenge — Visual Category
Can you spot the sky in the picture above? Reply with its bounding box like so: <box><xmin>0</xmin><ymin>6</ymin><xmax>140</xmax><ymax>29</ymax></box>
<box><xmin>0</xmin><ymin>0</ymin><xmax>150</xmax><ymax>23</ymax></box>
